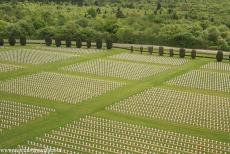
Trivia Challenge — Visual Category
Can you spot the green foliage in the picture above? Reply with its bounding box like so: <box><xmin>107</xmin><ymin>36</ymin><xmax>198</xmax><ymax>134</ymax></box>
<box><xmin>0</xmin><ymin>1</ymin><xmax>230</xmax><ymax>51</ymax></box>
<box><xmin>216</xmin><ymin>51</ymin><xmax>223</xmax><ymax>62</ymax></box>
<box><xmin>87</xmin><ymin>8</ymin><xmax>97</xmax><ymax>18</ymax></box>
<box><xmin>116</xmin><ymin>8</ymin><xmax>125</xmax><ymax>18</ymax></box>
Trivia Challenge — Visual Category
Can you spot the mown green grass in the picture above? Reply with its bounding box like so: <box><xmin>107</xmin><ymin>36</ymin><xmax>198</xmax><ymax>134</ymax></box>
<box><xmin>0</xmin><ymin>45</ymin><xmax>229</xmax><ymax>150</ymax></box>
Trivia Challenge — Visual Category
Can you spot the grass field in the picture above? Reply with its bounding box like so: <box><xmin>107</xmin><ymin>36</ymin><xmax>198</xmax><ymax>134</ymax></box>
<box><xmin>0</xmin><ymin>45</ymin><xmax>229</xmax><ymax>153</ymax></box>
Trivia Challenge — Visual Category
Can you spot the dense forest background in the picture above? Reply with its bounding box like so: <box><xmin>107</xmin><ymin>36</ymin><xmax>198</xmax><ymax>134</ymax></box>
<box><xmin>0</xmin><ymin>0</ymin><xmax>230</xmax><ymax>50</ymax></box>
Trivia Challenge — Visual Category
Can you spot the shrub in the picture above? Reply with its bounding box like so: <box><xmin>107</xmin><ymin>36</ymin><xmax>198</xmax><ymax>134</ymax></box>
<box><xmin>86</xmin><ymin>39</ymin><xmax>91</xmax><ymax>48</ymax></box>
<box><xmin>87</xmin><ymin>8</ymin><xmax>97</xmax><ymax>18</ymax></box>
<box><xmin>169</xmin><ymin>49</ymin><xmax>174</xmax><ymax>57</ymax></box>
<box><xmin>96</xmin><ymin>39</ymin><xmax>102</xmax><ymax>49</ymax></box>
<box><xmin>76</xmin><ymin>38</ymin><xmax>82</xmax><ymax>48</ymax></box>
<box><xmin>106</xmin><ymin>38</ymin><xmax>113</xmax><ymax>49</ymax></box>
<box><xmin>179</xmin><ymin>48</ymin><xmax>186</xmax><ymax>58</ymax></box>
<box><xmin>216</xmin><ymin>51</ymin><xmax>223</xmax><ymax>62</ymax></box>
<box><xmin>8</xmin><ymin>36</ymin><xmax>16</xmax><ymax>46</ymax></box>
<box><xmin>55</xmin><ymin>38</ymin><xmax>61</xmax><ymax>47</ymax></box>
<box><xmin>116</xmin><ymin>8</ymin><xmax>125</xmax><ymax>18</ymax></box>
<box><xmin>0</xmin><ymin>38</ymin><xmax>4</xmax><ymax>46</ymax></box>
<box><xmin>140</xmin><ymin>46</ymin><xmax>143</xmax><ymax>54</ymax></box>
<box><xmin>191</xmin><ymin>49</ymin><xmax>196</xmax><ymax>59</ymax></box>
<box><xmin>45</xmin><ymin>36</ymin><xmax>52</xmax><ymax>46</ymax></box>
<box><xmin>148</xmin><ymin>47</ymin><xmax>153</xmax><ymax>54</ymax></box>
<box><xmin>159</xmin><ymin>46</ymin><xmax>164</xmax><ymax>56</ymax></box>
<box><xmin>130</xmin><ymin>46</ymin><xmax>134</xmax><ymax>53</ymax></box>
<box><xmin>229</xmin><ymin>55</ymin><xmax>230</xmax><ymax>62</ymax></box>
<box><xmin>20</xmin><ymin>36</ymin><xmax>26</xmax><ymax>46</ymax></box>
<box><xmin>66</xmin><ymin>38</ymin><xmax>71</xmax><ymax>47</ymax></box>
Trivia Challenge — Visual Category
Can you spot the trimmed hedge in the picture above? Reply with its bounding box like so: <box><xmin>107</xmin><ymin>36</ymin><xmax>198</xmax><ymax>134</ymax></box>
<box><xmin>140</xmin><ymin>46</ymin><xmax>143</xmax><ymax>54</ymax></box>
<box><xmin>130</xmin><ymin>46</ymin><xmax>134</xmax><ymax>53</ymax></box>
<box><xmin>66</xmin><ymin>38</ymin><xmax>71</xmax><ymax>47</ymax></box>
<box><xmin>169</xmin><ymin>49</ymin><xmax>174</xmax><ymax>57</ymax></box>
<box><xmin>159</xmin><ymin>46</ymin><xmax>164</xmax><ymax>56</ymax></box>
<box><xmin>0</xmin><ymin>38</ymin><xmax>4</xmax><ymax>46</ymax></box>
<box><xmin>148</xmin><ymin>47</ymin><xmax>153</xmax><ymax>54</ymax></box>
<box><xmin>216</xmin><ymin>51</ymin><xmax>223</xmax><ymax>62</ymax></box>
<box><xmin>179</xmin><ymin>48</ymin><xmax>186</xmax><ymax>58</ymax></box>
<box><xmin>8</xmin><ymin>36</ymin><xmax>16</xmax><ymax>46</ymax></box>
<box><xmin>96</xmin><ymin>39</ymin><xmax>102</xmax><ymax>49</ymax></box>
<box><xmin>106</xmin><ymin>39</ymin><xmax>113</xmax><ymax>49</ymax></box>
<box><xmin>45</xmin><ymin>36</ymin><xmax>52</xmax><ymax>46</ymax></box>
<box><xmin>86</xmin><ymin>39</ymin><xmax>91</xmax><ymax>48</ymax></box>
<box><xmin>55</xmin><ymin>38</ymin><xmax>61</xmax><ymax>47</ymax></box>
<box><xmin>20</xmin><ymin>36</ymin><xmax>26</xmax><ymax>46</ymax></box>
<box><xmin>191</xmin><ymin>49</ymin><xmax>196</xmax><ymax>59</ymax></box>
<box><xmin>76</xmin><ymin>38</ymin><xmax>82</xmax><ymax>48</ymax></box>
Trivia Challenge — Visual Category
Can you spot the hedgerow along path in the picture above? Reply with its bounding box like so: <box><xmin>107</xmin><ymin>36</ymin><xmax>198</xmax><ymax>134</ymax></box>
<box><xmin>0</xmin><ymin>45</ymin><xmax>229</xmax><ymax>151</ymax></box>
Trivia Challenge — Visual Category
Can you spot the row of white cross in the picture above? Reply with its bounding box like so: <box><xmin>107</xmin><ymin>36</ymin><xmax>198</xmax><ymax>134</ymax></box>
<box><xmin>62</xmin><ymin>59</ymin><xmax>171</xmax><ymax>80</ymax></box>
<box><xmin>107</xmin><ymin>88</ymin><xmax>230</xmax><ymax>132</ymax></box>
<box><xmin>0</xmin><ymin>63</ymin><xmax>21</xmax><ymax>73</ymax></box>
<box><xmin>15</xmin><ymin>116</ymin><xmax>230</xmax><ymax>154</ymax></box>
<box><xmin>0</xmin><ymin>100</ymin><xmax>55</xmax><ymax>133</ymax></box>
<box><xmin>109</xmin><ymin>53</ymin><xmax>190</xmax><ymax>66</ymax></box>
<box><xmin>0</xmin><ymin>72</ymin><xmax>125</xmax><ymax>104</ymax></box>
<box><xmin>33</xmin><ymin>46</ymin><xmax>103</xmax><ymax>55</ymax></box>
<box><xmin>167</xmin><ymin>70</ymin><xmax>230</xmax><ymax>93</ymax></box>
<box><xmin>201</xmin><ymin>62</ymin><xmax>230</xmax><ymax>72</ymax></box>
<box><xmin>0</xmin><ymin>49</ymin><xmax>75</xmax><ymax>65</ymax></box>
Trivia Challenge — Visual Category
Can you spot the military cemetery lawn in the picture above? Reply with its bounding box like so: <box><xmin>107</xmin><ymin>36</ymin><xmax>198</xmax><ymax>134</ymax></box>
<box><xmin>0</xmin><ymin>45</ymin><xmax>229</xmax><ymax>153</ymax></box>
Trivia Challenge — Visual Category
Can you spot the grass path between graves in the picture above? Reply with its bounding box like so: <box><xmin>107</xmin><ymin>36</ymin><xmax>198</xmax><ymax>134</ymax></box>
<box><xmin>0</xmin><ymin>45</ymin><xmax>229</xmax><ymax>149</ymax></box>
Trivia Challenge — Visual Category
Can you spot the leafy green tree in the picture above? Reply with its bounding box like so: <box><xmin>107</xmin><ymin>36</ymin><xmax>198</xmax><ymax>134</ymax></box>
<box><xmin>87</xmin><ymin>8</ymin><xmax>97</xmax><ymax>18</ymax></box>
<box><xmin>206</xmin><ymin>26</ymin><xmax>220</xmax><ymax>43</ymax></box>
<box><xmin>116</xmin><ymin>8</ymin><xmax>125</xmax><ymax>18</ymax></box>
